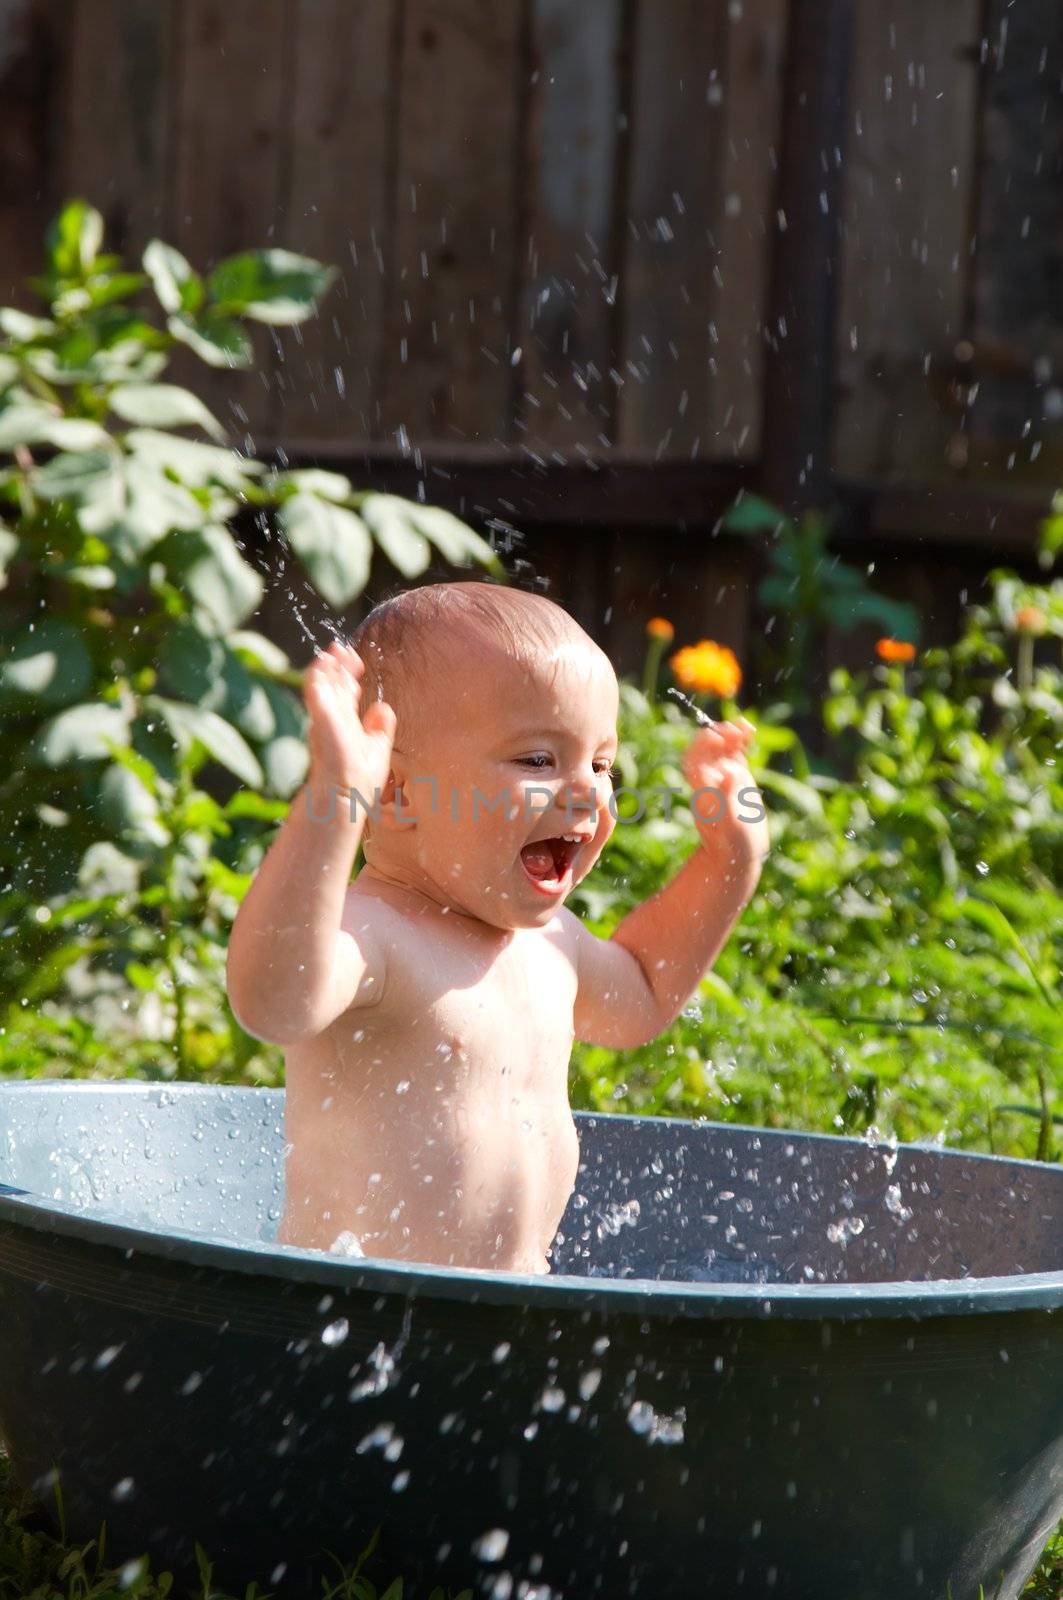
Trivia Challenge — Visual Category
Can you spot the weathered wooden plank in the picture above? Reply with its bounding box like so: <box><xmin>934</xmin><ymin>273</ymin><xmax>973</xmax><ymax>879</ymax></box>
<box><xmin>60</xmin><ymin>0</ymin><xmax>173</xmax><ymax>264</ymax></box>
<box><xmin>969</xmin><ymin>0</ymin><xmax>1063</xmax><ymax>487</ymax></box>
<box><xmin>616</xmin><ymin>0</ymin><xmax>730</xmax><ymax>458</ymax></box>
<box><xmin>760</xmin><ymin>0</ymin><xmax>855</xmax><ymax>513</ymax></box>
<box><xmin>377</xmin><ymin>0</ymin><xmax>524</xmax><ymax>445</ymax></box>
<box><xmin>707</xmin><ymin>0</ymin><xmax>787</xmax><ymax>462</ymax></box>
<box><xmin>832</xmin><ymin>0</ymin><xmax>981</xmax><ymax>481</ymax></box>
<box><xmin>607</xmin><ymin>531</ymin><xmax>752</xmax><ymax>679</ymax></box>
<box><xmin>270</xmin><ymin>0</ymin><xmax>397</xmax><ymax>446</ymax></box>
<box><xmin>0</xmin><ymin>0</ymin><xmax>67</xmax><ymax>305</ymax></box>
<box><xmin>169</xmin><ymin>0</ymin><xmax>290</xmax><ymax>444</ymax></box>
<box><xmin>516</xmin><ymin>0</ymin><xmax>623</xmax><ymax>458</ymax></box>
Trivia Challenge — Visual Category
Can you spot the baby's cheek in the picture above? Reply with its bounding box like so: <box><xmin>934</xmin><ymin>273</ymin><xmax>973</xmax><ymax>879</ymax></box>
<box><xmin>594</xmin><ymin>798</ymin><xmax>617</xmax><ymax>851</ymax></box>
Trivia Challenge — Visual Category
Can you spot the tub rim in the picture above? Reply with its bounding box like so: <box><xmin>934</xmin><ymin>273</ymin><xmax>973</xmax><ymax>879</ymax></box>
<box><xmin>0</xmin><ymin>1079</ymin><xmax>1060</xmax><ymax>1323</ymax></box>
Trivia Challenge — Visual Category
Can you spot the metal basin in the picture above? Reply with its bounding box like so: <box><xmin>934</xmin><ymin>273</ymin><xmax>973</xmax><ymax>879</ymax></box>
<box><xmin>0</xmin><ymin>1080</ymin><xmax>1059</xmax><ymax>1598</ymax></box>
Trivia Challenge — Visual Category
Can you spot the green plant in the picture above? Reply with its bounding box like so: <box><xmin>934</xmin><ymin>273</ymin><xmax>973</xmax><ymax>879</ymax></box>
<box><xmin>722</xmin><ymin>493</ymin><xmax>920</xmax><ymax>711</ymax></box>
<box><xmin>0</xmin><ymin>1452</ymin><xmax>472</xmax><ymax>1599</ymax></box>
<box><xmin>568</xmin><ymin>591</ymin><xmax>1062</xmax><ymax>1160</ymax></box>
<box><xmin>0</xmin><ymin>198</ymin><xmax>502</xmax><ymax>1046</ymax></box>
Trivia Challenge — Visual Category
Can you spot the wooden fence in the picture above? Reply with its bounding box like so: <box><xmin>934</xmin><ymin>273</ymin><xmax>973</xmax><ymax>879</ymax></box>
<box><xmin>0</xmin><ymin>0</ymin><xmax>1057</xmax><ymax>680</ymax></box>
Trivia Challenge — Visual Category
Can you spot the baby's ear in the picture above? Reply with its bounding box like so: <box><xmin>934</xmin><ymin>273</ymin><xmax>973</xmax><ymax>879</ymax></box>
<box><xmin>372</xmin><ymin>768</ymin><xmax>418</xmax><ymax>833</ymax></box>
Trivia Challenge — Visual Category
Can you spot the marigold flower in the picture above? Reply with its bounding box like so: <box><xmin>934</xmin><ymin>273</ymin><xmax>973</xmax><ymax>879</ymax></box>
<box><xmin>669</xmin><ymin>639</ymin><xmax>742</xmax><ymax>698</ymax></box>
<box><xmin>645</xmin><ymin>616</ymin><xmax>675</xmax><ymax>642</ymax></box>
<box><xmin>1014</xmin><ymin>604</ymin><xmax>1047</xmax><ymax>636</ymax></box>
<box><xmin>875</xmin><ymin>638</ymin><xmax>916</xmax><ymax>664</ymax></box>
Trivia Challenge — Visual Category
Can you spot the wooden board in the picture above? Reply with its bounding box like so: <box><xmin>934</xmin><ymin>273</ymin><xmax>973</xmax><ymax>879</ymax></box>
<box><xmin>832</xmin><ymin>0</ymin><xmax>981</xmax><ymax>481</ymax></box>
<box><xmin>270</xmin><ymin>0</ymin><xmax>397</xmax><ymax>448</ymax></box>
<box><xmin>607</xmin><ymin>529</ymin><xmax>752</xmax><ymax>677</ymax></box>
<box><xmin>969</xmin><ymin>0</ymin><xmax>1063</xmax><ymax>486</ymax></box>
<box><xmin>616</xmin><ymin>0</ymin><xmax>731</xmax><ymax>459</ymax></box>
<box><xmin>515</xmin><ymin>0</ymin><xmax>624</xmax><ymax>458</ymax></box>
<box><xmin>376</xmin><ymin>0</ymin><xmax>524</xmax><ymax>445</ymax></box>
<box><xmin>0</xmin><ymin>0</ymin><xmax>68</xmax><ymax>306</ymax></box>
<box><xmin>59</xmin><ymin>0</ymin><xmax>173</xmax><ymax>266</ymax></box>
<box><xmin>169</xmin><ymin>0</ymin><xmax>291</xmax><ymax>445</ymax></box>
<box><xmin>707</xmin><ymin>0</ymin><xmax>787</xmax><ymax>461</ymax></box>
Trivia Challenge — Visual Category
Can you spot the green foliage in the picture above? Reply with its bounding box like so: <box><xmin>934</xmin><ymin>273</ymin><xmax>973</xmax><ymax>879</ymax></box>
<box><xmin>569</xmin><ymin>564</ymin><xmax>1063</xmax><ymax>1162</ymax></box>
<box><xmin>0</xmin><ymin>1452</ymin><xmax>473</xmax><ymax>1599</ymax></box>
<box><xmin>722</xmin><ymin>493</ymin><xmax>920</xmax><ymax>710</ymax></box>
<box><xmin>0</xmin><ymin>199</ymin><xmax>502</xmax><ymax>1053</ymax></box>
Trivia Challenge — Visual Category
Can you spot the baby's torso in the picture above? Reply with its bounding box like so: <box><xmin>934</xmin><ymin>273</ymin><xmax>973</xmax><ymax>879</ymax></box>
<box><xmin>278</xmin><ymin>889</ymin><xmax>581</xmax><ymax>1273</ymax></box>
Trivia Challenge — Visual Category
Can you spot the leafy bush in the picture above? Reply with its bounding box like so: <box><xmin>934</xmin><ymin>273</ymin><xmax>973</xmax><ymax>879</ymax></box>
<box><xmin>570</xmin><ymin>557</ymin><xmax>1063</xmax><ymax>1161</ymax></box>
<box><xmin>721</xmin><ymin>494</ymin><xmax>921</xmax><ymax>711</ymax></box>
<box><xmin>0</xmin><ymin>200</ymin><xmax>501</xmax><ymax>1063</ymax></box>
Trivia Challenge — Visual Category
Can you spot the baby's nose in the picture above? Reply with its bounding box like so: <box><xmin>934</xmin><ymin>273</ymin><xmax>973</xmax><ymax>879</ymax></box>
<box><xmin>559</xmin><ymin>773</ymin><xmax>604</xmax><ymax>818</ymax></box>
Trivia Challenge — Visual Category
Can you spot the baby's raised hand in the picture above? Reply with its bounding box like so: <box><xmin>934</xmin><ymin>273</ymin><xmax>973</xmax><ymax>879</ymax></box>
<box><xmin>304</xmin><ymin>640</ymin><xmax>396</xmax><ymax>800</ymax></box>
<box><xmin>682</xmin><ymin>715</ymin><xmax>769</xmax><ymax>875</ymax></box>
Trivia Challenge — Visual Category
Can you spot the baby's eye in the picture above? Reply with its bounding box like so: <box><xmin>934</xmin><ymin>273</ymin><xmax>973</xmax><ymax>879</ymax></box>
<box><xmin>516</xmin><ymin>754</ymin><xmax>553</xmax><ymax>770</ymax></box>
<box><xmin>593</xmin><ymin>760</ymin><xmax>615</xmax><ymax>776</ymax></box>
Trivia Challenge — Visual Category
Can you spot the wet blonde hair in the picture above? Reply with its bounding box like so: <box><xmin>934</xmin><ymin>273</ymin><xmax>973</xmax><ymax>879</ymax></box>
<box><xmin>350</xmin><ymin>581</ymin><xmax>600</xmax><ymax>745</ymax></box>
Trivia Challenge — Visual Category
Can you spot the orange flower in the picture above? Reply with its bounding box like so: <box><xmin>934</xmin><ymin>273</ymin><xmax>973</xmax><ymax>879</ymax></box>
<box><xmin>645</xmin><ymin>616</ymin><xmax>675</xmax><ymax>642</ymax></box>
<box><xmin>875</xmin><ymin>638</ymin><xmax>916</xmax><ymax>664</ymax></box>
<box><xmin>1015</xmin><ymin>605</ymin><xmax>1047</xmax><ymax>636</ymax></box>
<box><xmin>669</xmin><ymin>639</ymin><xmax>742</xmax><ymax>698</ymax></box>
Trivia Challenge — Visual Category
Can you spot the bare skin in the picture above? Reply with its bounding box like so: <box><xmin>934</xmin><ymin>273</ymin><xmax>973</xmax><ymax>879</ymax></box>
<box><xmin>227</xmin><ymin>623</ymin><xmax>768</xmax><ymax>1274</ymax></box>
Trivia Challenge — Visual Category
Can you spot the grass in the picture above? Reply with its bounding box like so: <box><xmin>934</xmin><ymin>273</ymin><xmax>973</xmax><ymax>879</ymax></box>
<box><xmin>0</xmin><ymin>1452</ymin><xmax>470</xmax><ymax>1599</ymax></box>
<box><xmin>0</xmin><ymin>1452</ymin><xmax>1058</xmax><ymax>1598</ymax></box>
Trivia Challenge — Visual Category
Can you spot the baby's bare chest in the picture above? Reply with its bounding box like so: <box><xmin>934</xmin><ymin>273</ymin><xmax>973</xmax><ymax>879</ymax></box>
<box><xmin>378</xmin><ymin>926</ymin><xmax>578</xmax><ymax>1096</ymax></box>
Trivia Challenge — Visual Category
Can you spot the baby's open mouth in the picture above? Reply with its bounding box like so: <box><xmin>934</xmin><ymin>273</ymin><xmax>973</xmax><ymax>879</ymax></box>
<box><xmin>519</xmin><ymin>833</ymin><xmax>587</xmax><ymax>895</ymax></box>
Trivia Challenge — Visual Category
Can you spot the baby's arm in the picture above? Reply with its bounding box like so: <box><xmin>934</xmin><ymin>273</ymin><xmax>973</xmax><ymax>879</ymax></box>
<box><xmin>226</xmin><ymin>642</ymin><xmax>396</xmax><ymax>1045</ymax></box>
<box><xmin>569</xmin><ymin>717</ymin><xmax>767</xmax><ymax>1049</ymax></box>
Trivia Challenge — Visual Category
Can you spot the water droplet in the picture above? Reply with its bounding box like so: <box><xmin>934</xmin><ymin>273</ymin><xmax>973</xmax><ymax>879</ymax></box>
<box><xmin>472</xmin><ymin>1528</ymin><xmax>510</xmax><ymax>1562</ymax></box>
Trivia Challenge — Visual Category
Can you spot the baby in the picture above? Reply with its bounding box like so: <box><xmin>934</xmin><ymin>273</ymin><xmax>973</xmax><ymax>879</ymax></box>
<box><xmin>226</xmin><ymin>582</ymin><xmax>768</xmax><ymax>1275</ymax></box>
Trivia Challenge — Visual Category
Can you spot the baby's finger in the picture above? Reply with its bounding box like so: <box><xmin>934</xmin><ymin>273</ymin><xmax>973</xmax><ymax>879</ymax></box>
<box><xmin>331</xmin><ymin>641</ymin><xmax>365</xmax><ymax>676</ymax></box>
<box><xmin>363</xmin><ymin>699</ymin><xmax>397</xmax><ymax>745</ymax></box>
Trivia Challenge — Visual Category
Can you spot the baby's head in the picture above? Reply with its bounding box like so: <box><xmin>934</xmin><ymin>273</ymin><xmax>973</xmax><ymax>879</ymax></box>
<box><xmin>350</xmin><ymin>581</ymin><xmax>619</xmax><ymax>929</ymax></box>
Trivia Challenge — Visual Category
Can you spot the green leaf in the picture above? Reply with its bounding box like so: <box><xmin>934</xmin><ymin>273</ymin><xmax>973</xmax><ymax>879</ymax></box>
<box><xmin>262</xmin><ymin>734</ymin><xmax>308</xmax><ymax>798</ymax></box>
<box><xmin>109</xmin><ymin>383</ymin><xmax>226</xmax><ymax>442</ymax></box>
<box><xmin>124</xmin><ymin>427</ymin><xmax>264</xmax><ymax>490</ymax></box>
<box><xmin>225</xmin><ymin>790</ymin><xmax>288</xmax><ymax>822</ymax></box>
<box><xmin>32</xmin><ymin>447</ymin><xmax>125</xmax><ymax>534</ymax></box>
<box><xmin>833</xmin><ymin>591</ymin><xmax>920</xmax><ymax>640</ymax></box>
<box><xmin>34</xmin><ymin>702</ymin><xmax>131</xmax><ymax>764</ymax></box>
<box><xmin>0</xmin><ymin>402</ymin><xmax>110</xmax><ymax>453</ymax></box>
<box><xmin>403</xmin><ymin>502</ymin><xmax>504</xmax><ymax>573</ymax></box>
<box><xmin>168</xmin><ymin>310</ymin><xmax>253</xmax><ymax>368</ymax></box>
<box><xmin>272</xmin><ymin>467</ymin><xmax>353</xmax><ymax>503</ymax></box>
<box><xmin>754</xmin><ymin>767</ymin><xmax>825</xmax><ymax>818</ymax></box>
<box><xmin>108</xmin><ymin>456</ymin><xmax>205</xmax><ymax>559</ymax></box>
<box><xmin>97</xmin><ymin>763</ymin><xmax>167</xmax><ymax>845</ymax></box>
<box><xmin>229</xmin><ymin>629</ymin><xmax>291</xmax><ymax>675</ymax></box>
<box><xmin>360</xmin><ymin>493</ymin><xmax>432</xmax><ymax>578</ymax></box>
<box><xmin>722</xmin><ymin>494</ymin><xmax>791</xmax><ymax>536</ymax></box>
<box><xmin>151</xmin><ymin>697</ymin><xmax>264</xmax><ymax>787</ymax></box>
<box><xmin>78</xmin><ymin>840</ymin><xmax>139</xmax><ymax>896</ymax></box>
<box><xmin>45</xmin><ymin>199</ymin><xmax>104</xmax><ymax>278</ymax></box>
<box><xmin>0</xmin><ymin>308</ymin><xmax>56</xmax><ymax>341</ymax></box>
<box><xmin>143</xmin><ymin>240</ymin><xmax>204</xmax><ymax>316</ymax></box>
<box><xmin>0</xmin><ymin>621</ymin><xmax>92</xmax><ymax>705</ymax></box>
<box><xmin>0</xmin><ymin>523</ymin><xmax>19</xmax><ymax>586</ymax></box>
<box><xmin>157</xmin><ymin>624</ymin><xmax>227</xmax><ymax>706</ymax></box>
<box><xmin>206</xmin><ymin>249</ymin><xmax>338</xmax><ymax>325</ymax></box>
<box><xmin>167</xmin><ymin>524</ymin><xmax>264</xmax><ymax>633</ymax></box>
<box><xmin>279</xmin><ymin>492</ymin><xmax>372</xmax><ymax>606</ymax></box>
<box><xmin>259</xmin><ymin>679</ymin><xmax>308</xmax><ymax>797</ymax></box>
